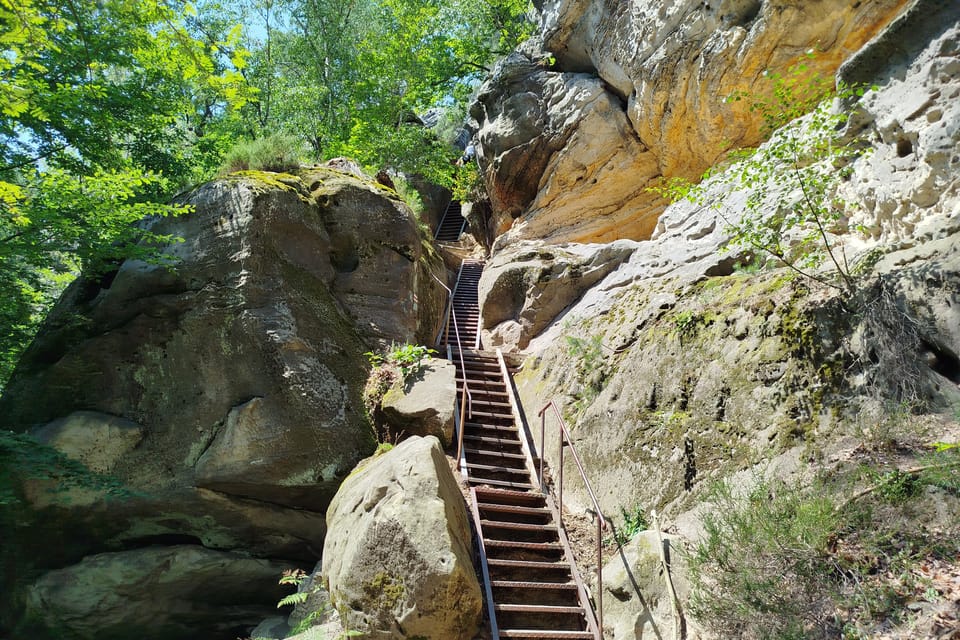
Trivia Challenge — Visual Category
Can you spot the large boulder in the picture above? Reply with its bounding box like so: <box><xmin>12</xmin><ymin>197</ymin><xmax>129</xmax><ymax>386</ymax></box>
<box><xmin>0</xmin><ymin>169</ymin><xmax>444</xmax><ymax>638</ymax></box>
<box><xmin>473</xmin><ymin>0</ymin><xmax>908</xmax><ymax>246</ymax></box>
<box><xmin>24</xmin><ymin>546</ymin><xmax>291</xmax><ymax>640</ymax></box>
<box><xmin>322</xmin><ymin>436</ymin><xmax>481</xmax><ymax>640</ymax></box>
<box><xmin>601</xmin><ymin>531</ymin><xmax>700</xmax><ymax>640</ymax></box>
<box><xmin>381</xmin><ymin>358</ymin><xmax>457</xmax><ymax>446</ymax></box>
<box><xmin>302</xmin><ymin>167</ymin><xmax>446</xmax><ymax>347</ymax></box>
<box><xmin>471</xmin><ymin>51</ymin><xmax>660</xmax><ymax>246</ymax></box>
<box><xmin>478</xmin><ymin>241</ymin><xmax>636</xmax><ymax>351</ymax></box>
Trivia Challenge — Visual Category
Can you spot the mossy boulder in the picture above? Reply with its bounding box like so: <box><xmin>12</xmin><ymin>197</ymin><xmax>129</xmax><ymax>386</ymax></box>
<box><xmin>322</xmin><ymin>436</ymin><xmax>481</xmax><ymax>639</ymax></box>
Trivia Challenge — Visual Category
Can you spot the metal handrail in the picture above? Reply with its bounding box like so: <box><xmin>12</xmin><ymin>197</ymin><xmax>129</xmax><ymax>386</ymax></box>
<box><xmin>430</xmin><ymin>270</ymin><xmax>472</xmax><ymax>462</ymax></box>
<box><xmin>538</xmin><ymin>400</ymin><xmax>608</xmax><ymax>638</ymax></box>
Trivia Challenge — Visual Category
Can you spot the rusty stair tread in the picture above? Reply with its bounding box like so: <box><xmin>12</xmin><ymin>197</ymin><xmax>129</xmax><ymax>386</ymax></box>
<box><xmin>463</xmin><ymin>388</ymin><xmax>509</xmax><ymax>397</ymax></box>
<box><xmin>490</xmin><ymin>580</ymin><xmax>577</xmax><ymax>590</ymax></box>
<box><xmin>468</xmin><ymin>400</ymin><xmax>514</xmax><ymax>410</ymax></box>
<box><xmin>466</xmin><ymin>448</ymin><xmax>527</xmax><ymax>460</ymax></box>
<box><xmin>465</xmin><ymin>422</ymin><xmax>518</xmax><ymax>432</ymax></box>
<box><xmin>487</xmin><ymin>558</ymin><xmax>568</xmax><ymax>569</ymax></box>
<box><xmin>468</xmin><ymin>409</ymin><xmax>514</xmax><ymax>419</ymax></box>
<box><xmin>480</xmin><ymin>519</ymin><xmax>557</xmax><ymax>532</ymax></box>
<box><xmin>474</xmin><ymin>486</ymin><xmax>544</xmax><ymax>501</ymax></box>
<box><xmin>495</xmin><ymin>604</ymin><xmax>584</xmax><ymax>614</ymax></box>
<box><xmin>478</xmin><ymin>502</ymin><xmax>551</xmax><ymax>515</ymax></box>
<box><xmin>456</xmin><ymin>379</ymin><xmax>506</xmax><ymax>388</ymax></box>
<box><xmin>469</xmin><ymin>477</ymin><xmax>534</xmax><ymax>489</ymax></box>
<box><xmin>483</xmin><ymin>539</ymin><xmax>562</xmax><ymax>551</ymax></box>
<box><xmin>458</xmin><ymin>367</ymin><xmax>504</xmax><ymax>376</ymax></box>
<box><xmin>462</xmin><ymin>435</ymin><xmax>523</xmax><ymax>446</ymax></box>
<box><xmin>499</xmin><ymin>632</ymin><xmax>591</xmax><ymax>637</ymax></box>
<box><xmin>466</xmin><ymin>463</ymin><xmax>530</xmax><ymax>475</ymax></box>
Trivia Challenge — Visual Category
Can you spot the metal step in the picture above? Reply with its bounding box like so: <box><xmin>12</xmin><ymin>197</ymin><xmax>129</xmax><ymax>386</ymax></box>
<box><xmin>499</xmin><ymin>629</ymin><xmax>592</xmax><ymax>638</ymax></box>
<box><xmin>463</xmin><ymin>435</ymin><xmax>523</xmax><ymax>447</ymax></box>
<box><xmin>484</xmin><ymin>539</ymin><xmax>563</xmax><ymax>552</ymax></box>
<box><xmin>466</xmin><ymin>448</ymin><xmax>527</xmax><ymax>460</ymax></box>
<box><xmin>468</xmin><ymin>477</ymin><xmax>534</xmax><ymax>489</ymax></box>
<box><xmin>487</xmin><ymin>559</ymin><xmax>569</xmax><ymax>570</ymax></box>
<box><xmin>481</xmin><ymin>520</ymin><xmax>557</xmax><ymax>533</ymax></box>
<box><xmin>491</xmin><ymin>580</ymin><xmax>578</xmax><ymax>590</ymax></box>
<box><xmin>478</xmin><ymin>503</ymin><xmax>551</xmax><ymax>517</ymax></box>
<box><xmin>465</xmin><ymin>422</ymin><xmax>518</xmax><ymax>433</ymax></box>
<box><xmin>475</xmin><ymin>486</ymin><xmax>545</xmax><ymax>505</ymax></box>
<box><xmin>466</xmin><ymin>463</ymin><xmax>530</xmax><ymax>476</ymax></box>
<box><xmin>496</xmin><ymin>604</ymin><xmax>584</xmax><ymax>614</ymax></box>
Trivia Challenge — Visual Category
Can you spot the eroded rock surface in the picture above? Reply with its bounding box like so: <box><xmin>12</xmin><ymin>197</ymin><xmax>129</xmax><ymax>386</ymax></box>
<box><xmin>25</xmin><ymin>546</ymin><xmax>291</xmax><ymax>640</ymax></box>
<box><xmin>322</xmin><ymin>436</ymin><xmax>481</xmax><ymax>640</ymax></box>
<box><xmin>474</xmin><ymin>0</ymin><xmax>908</xmax><ymax>245</ymax></box>
<box><xmin>601</xmin><ymin>531</ymin><xmax>700</xmax><ymax>640</ymax></box>
<box><xmin>509</xmin><ymin>3</ymin><xmax>960</xmax><ymax>550</ymax></box>
<box><xmin>478</xmin><ymin>240</ymin><xmax>636</xmax><ymax>351</ymax></box>
<box><xmin>472</xmin><ymin>51</ymin><xmax>660</xmax><ymax>245</ymax></box>
<box><xmin>381</xmin><ymin>358</ymin><xmax>457</xmax><ymax>445</ymax></box>
<box><xmin>0</xmin><ymin>168</ymin><xmax>445</xmax><ymax>639</ymax></box>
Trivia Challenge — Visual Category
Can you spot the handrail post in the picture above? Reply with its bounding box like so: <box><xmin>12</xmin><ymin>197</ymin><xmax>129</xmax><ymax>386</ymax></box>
<box><xmin>538</xmin><ymin>410</ymin><xmax>546</xmax><ymax>490</ymax></box>
<box><xmin>539</xmin><ymin>399</ymin><xmax>607</xmax><ymax>640</ymax></box>
<box><xmin>558</xmin><ymin>426</ymin><xmax>564</xmax><ymax>532</ymax></box>
<box><xmin>597</xmin><ymin>517</ymin><xmax>603</xmax><ymax>636</ymax></box>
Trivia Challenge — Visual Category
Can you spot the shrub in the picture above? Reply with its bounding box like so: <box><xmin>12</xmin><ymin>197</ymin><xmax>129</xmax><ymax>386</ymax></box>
<box><xmin>362</xmin><ymin>343</ymin><xmax>437</xmax><ymax>420</ymax></box>
<box><xmin>686</xmin><ymin>477</ymin><xmax>840</xmax><ymax>639</ymax></box>
<box><xmin>219</xmin><ymin>133</ymin><xmax>303</xmax><ymax>174</ymax></box>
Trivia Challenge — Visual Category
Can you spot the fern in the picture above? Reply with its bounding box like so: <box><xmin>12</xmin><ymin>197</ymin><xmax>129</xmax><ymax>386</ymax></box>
<box><xmin>277</xmin><ymin>591</ymin><xmax>309</xmax><ymax>608</ymax></box>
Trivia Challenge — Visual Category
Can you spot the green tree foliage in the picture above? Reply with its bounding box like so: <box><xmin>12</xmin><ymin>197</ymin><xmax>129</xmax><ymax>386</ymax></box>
<box><xmin>0</xmin><ymin>0</ymin><xmax>533</xmax><ymax>387</ymax></box>
<box><xmin>236</xmin><ymin>0</ymin><xmax>533</xmax><ymax>183</ymax></box>
<box><xmin>0</xmin><ymin>0</ymin><xmax>252</xmax><ymax>386</ymax></box>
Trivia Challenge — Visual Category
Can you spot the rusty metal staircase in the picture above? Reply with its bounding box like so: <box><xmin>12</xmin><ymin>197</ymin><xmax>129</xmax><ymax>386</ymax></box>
<box><xmin>438</xmin><ymin>261</ymin><xmax>600</xmax><ymax>640</ymax></box>
<box><xmin>435</xmin><ymin>200</ymin><xmax>466</xmax><ymax>242</ymax></box>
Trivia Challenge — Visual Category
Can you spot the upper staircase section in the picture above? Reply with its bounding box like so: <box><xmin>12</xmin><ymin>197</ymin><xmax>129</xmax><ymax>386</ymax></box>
<box><xmin>435</xmin><ymin>200</ymin><xmax>467</xmax><ymax>242</ymax></box>
<box><xmin>439</xmin><ymin>259</ymin><xmax>482</xmax><ymax>351</ymax></box>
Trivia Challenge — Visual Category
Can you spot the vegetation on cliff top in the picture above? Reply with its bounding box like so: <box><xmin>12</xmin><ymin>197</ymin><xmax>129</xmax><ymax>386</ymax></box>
<box><xmin>0</xmin><ymin>0</ymin><xmax>533</xmax><ymax>389</ymax></box>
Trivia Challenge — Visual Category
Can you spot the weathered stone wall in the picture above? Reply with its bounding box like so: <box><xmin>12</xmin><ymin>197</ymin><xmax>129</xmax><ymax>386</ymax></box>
<box><xmin>473</xmin><ymin>0</ymin><xmax>909</xmax><ymax>246</ymax></box>
<box><xmin>499</xmin><ymin>0</ymin><xmax>960</xmax><ymax>541</ymax></box>
<box><xmin>0</xmin><ymin>168</ymin><xmax>447</xmax><ymax>639</ymax></box>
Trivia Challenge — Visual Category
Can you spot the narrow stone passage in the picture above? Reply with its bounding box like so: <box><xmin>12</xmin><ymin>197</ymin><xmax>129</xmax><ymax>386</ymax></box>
<box><xmin>440</xmin><ymin>261</ymin><xmax>600</xmax><ymax>640</ymax></box>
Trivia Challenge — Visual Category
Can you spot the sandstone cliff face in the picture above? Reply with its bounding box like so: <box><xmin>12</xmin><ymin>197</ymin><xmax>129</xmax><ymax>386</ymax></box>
<box><xmin>472</xmin><ymin>0</ymin><xmax>909</xmax><ymax>246</ymax></box>
<box><xmin>482</xmin><ymin>8</ymin><xmax>960</xmax><ymax>615</ymax></box>
<box><xmin>0</xmin><ymin>168</ymin><xmax>445</xmax><ymax>639</ymax></box>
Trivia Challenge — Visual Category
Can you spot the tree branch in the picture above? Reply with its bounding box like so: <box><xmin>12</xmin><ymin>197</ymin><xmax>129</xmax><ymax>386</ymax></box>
<box><xmin>0</xmin><ymin>145</ymin><xmax>68</xmax><ymax>173</ymax></box>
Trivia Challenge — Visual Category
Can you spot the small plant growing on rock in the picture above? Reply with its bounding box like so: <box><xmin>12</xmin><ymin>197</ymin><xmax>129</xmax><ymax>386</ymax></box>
<box><xmin>608</xmin><ymin>504</ymin><xmax>648</xmax><ymax>547</ymax></box>
<box><xmin>387</xmin><ymin>343</ymin><xmax>437</xmax><ymax>379</ymax></box>
<box><xmin>220</xmin><ymin>133</ymin><xmax>304</xmax><ymax>174</ymax></box>
<box><xmin>651</xmin><ymin>54</ymin><xmax>877</xmax><ymax>297</ymax></box>
<box><xmin>362</xmin><ymin>343</ymin><xmax>437</xmax><ymax>438</ymax></box>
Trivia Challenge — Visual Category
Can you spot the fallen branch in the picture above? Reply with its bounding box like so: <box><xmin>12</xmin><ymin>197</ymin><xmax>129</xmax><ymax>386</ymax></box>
<box><xmin>835</xmin><ymin>460</ymin><xmax>960</xmax><ymax>514</ymax></box>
